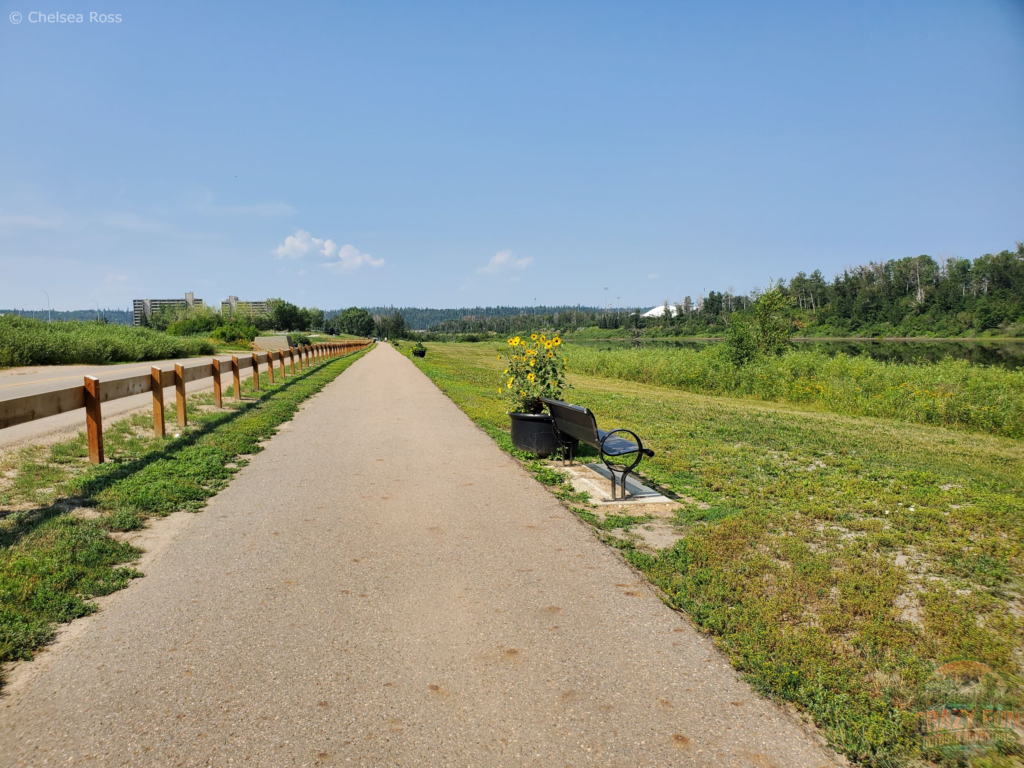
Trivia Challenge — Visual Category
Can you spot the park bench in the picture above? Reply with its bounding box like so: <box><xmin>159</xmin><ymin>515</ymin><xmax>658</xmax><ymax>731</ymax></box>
<box><xmin>540</xmin><ymin>397</ymin><xmax>655</xmax><ymax>501</ymax></box>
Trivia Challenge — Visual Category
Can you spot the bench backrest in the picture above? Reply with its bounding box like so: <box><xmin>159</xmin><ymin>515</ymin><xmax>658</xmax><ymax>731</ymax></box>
<box><xmin>540</xmin><ymin>397</ymin><xmax>600</xmax><ymax>447</ymax></box>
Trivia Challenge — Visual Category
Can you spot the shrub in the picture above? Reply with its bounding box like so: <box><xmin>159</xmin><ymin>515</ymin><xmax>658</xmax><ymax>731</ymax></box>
<box><xmin>0</xmin><ymin>317</ymin><xmax>214</xmax><ymax>367</ymax></box>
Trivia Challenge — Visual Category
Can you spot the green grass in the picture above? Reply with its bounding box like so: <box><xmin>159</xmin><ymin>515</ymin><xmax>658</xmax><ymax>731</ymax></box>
<box><xmin>0</xmin><ymin>344</ymin><xmax>372</xmax><ymax>676</ymax></box>
<box><xmin>565</xmin><ymin>343</ymin><xmax>1024</xmax><ymax>439</ymax></box>
<box><xmin>402</xmin><ymin>342</ymin><xmax>1024</xmax><ymax>768</ymax></box>
<box><xmin>0</xmin><ymin>316</ymin><xmax>214</xmax><ymax>367</ymax></box>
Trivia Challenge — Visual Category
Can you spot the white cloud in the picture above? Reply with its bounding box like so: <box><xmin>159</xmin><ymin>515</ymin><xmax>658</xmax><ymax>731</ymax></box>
<box><xmin>325</xmin><ymin>244</ymin><xmax>385</xmax><ymax>271</ymax></box>
<box><xmin>274</xmin><ymin>230</ymin><xmax>384</xmax><ymax>271</ymax></box>
<box><xmin>477</xmin><ymin>249</ymin><xmax>533</xmax><ymax>274</ymax></box>
<box><xmin>648</xmin><ymin>273</ymin><xmax>660</xmax><ymax>280</ymax></box>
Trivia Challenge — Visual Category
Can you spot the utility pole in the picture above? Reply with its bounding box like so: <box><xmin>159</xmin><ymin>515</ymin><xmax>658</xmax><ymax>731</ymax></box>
<box><xmin>39</xmin><ymin>290</ymin><xmax>51</xmax><ymax>323</ymax></box>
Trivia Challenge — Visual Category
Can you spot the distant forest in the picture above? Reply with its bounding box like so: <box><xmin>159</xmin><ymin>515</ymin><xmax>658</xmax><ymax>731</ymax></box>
<box><xmin>362</xmin><ymin>306</ymin><xmax>604</xmax><ymax>331</ymax></box>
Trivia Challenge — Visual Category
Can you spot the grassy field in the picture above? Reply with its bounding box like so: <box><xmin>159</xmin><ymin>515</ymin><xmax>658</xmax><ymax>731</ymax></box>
<box><xmin>566</xmin><ymin>344</ymin><xmax>1024</xmax><ymax>439</ymax></box>
<box><xmin>403</xmin><ymin>342</ymin><xmax>1024</xmax><ymax>767</ymax></box>
<box><xmin>0</xmin><ymin>345</ymin><xmax>372</xmax><ymax>678</ymax></box>
<box><xmin>0</xmin><ymin>316</ymin><xmax>215</xmax><ymax>368</ymax></box>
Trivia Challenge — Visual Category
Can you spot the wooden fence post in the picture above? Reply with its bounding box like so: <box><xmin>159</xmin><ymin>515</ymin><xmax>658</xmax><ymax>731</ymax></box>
<box><xmin>252</xmin><ymin>353</ymin><xmax>260</xmax><ymax>392</ymax></box>
<box><xmin>231</xmin><ymin>356</ymin><xmax>241</xmax><ymax>401</ymax></box>
<box><xmin>174</xmin><ymin>363</ymin><xmax>187</xmax><ymax>427</ymax></box>
<box><xmin>278</xmin><ymin>349</ymin><xmax>286</xmax><ymax>378</ymax></box>
<box><xmin>267</xmin><ymin>352</ymin><xmax>275</xmax><ymax>385</ymax></box>
<box><xmin>212</xmin><ymin>358</ymin><xmax>223</xmax><ymax>407</ymax></box>
<box><xmin>290</xmin><ymin>349</ymin><xmax>296</xmax><ymax>374</ymax></box>
<box><xmin>152</xmin><ymin>367</ymin><xmax>165</xmax><ymax>437</ymax></box>
<box><xmin>84</xmin><ymin>375</ymin><xmax>104</xmax><ymax>464</ymax></box>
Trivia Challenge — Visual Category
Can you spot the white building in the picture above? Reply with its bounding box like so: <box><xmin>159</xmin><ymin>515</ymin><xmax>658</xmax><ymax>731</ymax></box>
<box><xmin>642</xmin><ymin>303</ymin><xmax>679</xmax><ymax>319</ymax></box>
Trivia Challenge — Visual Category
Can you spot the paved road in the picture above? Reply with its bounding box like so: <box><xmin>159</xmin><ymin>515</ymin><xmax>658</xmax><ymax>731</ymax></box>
<box><xmin>0</xmin><ymin>356</ymin><xmax>227</xmax><ymax>449</ymax></box>
<box><xmin>0</xmin><ymin>344</ymin><xmax>840</xmax><ymax>767</ymax></box>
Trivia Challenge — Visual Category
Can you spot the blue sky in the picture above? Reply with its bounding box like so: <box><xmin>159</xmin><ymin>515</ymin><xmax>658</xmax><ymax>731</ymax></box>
<box><xmin>1</xmin><ymin>0</ymin><xmax>1022</xmax><ymax>312</ymax></box>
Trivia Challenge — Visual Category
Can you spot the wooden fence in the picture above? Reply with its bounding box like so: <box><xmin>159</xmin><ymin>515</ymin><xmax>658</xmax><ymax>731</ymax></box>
<box><xmin>0</xmin><ymin>340</ymin><xmax>371</xmax><ymax>464</ymax></box>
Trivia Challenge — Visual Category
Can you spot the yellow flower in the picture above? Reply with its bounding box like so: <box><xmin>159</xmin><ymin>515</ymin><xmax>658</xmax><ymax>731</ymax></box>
<box><xmin>544</xmin><ymin>341</ymin><xmax>552</xmax><ymax>349</ymax></box>
<box><xmin>513</xmin><ymin>336</ymin><xmax>521</xmax><ymax>345</ymax></box>
<box><xmin>497</xmin><ymin>354</ymin><xmax>501</xmax><ymax>360</ymax></box>
<box><xmin>553</xmin><ymin>337</ymin><xmax>561</xmax><ymax>346</ymax></box>
<box><xmin>507</xmin><ymin>378</ymin><xmax>514</xmax><ymax>388</ymax></box>
<box><xmin>540</xmin><ymin>333</ymin><xmax>547</xmax><ymax>341</ymax></box>
<box><xmin>507</xmin><ymin>338</ymin><xmax>515</xmax><ymax>346</ymax></box>
<box><xmin>504</xmin><ymin>368</ymin><xmax>509</xmax><ymax>374</ymax></box>
<box><xmin>531</xmin><ymin>334</ymin><xmax>538</xmax><ymax>340</ymax></box>
<box><xmin>529</xmin><ymin>359</ymin><xmax>535</xmax><ymax>366</ymax></box>
<box><xmin>547</xmin><ymin>351</ymin><xmax>554</xmax><ymax>358</ymax></box>
<box><xmin>498</xmin><ymin>388</ymin><xmax>502</xmax><ymax>394</ymax></box>
<box><xmin>527</xmin><ymin>373</ymin><xmax>535</xmax><ymax>382</ymax></box>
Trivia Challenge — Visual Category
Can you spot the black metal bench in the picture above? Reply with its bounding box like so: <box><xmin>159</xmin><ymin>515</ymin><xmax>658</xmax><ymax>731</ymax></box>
<box><xmin>540</xmin><ymin>397</ymin><xmax>655</xmax><ymax>501</ymax></box>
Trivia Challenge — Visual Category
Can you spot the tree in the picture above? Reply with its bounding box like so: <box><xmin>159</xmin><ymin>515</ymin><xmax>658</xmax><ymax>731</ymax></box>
<box><xmin>753</xmin><ymin>285</ymin><xmax>796</xmax><ymax>355</ymax></box>
<box><xmin>330</xmin><ymin>307</ymin><xmax>374</xmax><ymax>337</ymax></box>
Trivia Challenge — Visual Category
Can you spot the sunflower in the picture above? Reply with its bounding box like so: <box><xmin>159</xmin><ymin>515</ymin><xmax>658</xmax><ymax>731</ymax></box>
<box><xmin>544</xmin><ymin>341</ymin><xmax>553</xmax><ymax>349</ymax></box>
<box><xmin>531</xmin><ymin>333</ymin><xmax>538</xmax><ymax>340</ymax></box>
<box><xmin>527</xmin><ymin>373</ymin><xmax>535</xmax><ymax>382</ymax></box>
<box><xmin>507</xmin><ymin>338</ymin><xmax>515</xmax><ymax>346</ymax></box>
<box><xmin>507</xmin><ymin>378</ymin><xmax>514</xmax><ymax>388</ymax></box>
<box><xmin>553</xmin><ymin>337</ymin><xmax>562</xmax><ymax>346</ymax></box>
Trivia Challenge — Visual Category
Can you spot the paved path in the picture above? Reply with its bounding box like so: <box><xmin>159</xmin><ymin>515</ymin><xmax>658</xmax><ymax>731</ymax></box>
<box><xmin>0</xmin><ymin>344</ymin><xmax>839</xmax><ymax>767</ymax></box>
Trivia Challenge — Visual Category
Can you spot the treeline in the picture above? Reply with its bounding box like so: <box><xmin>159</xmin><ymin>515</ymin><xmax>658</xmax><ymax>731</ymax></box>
<box><xmin>638</xmin><ymin>243</ymin><xmax>1024</xmax><ymax>338</ymax></box>
<box><xmin>364</xmin><ymin>305</ymin><xmax>603</xmax><ymax>331</ymax></box>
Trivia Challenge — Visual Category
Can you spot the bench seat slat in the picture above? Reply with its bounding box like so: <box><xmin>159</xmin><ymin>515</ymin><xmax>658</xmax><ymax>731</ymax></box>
<box><xmin>596</xmin><ymin>429</ymin><xmax>641</xmax><ymax>456</ymax></box>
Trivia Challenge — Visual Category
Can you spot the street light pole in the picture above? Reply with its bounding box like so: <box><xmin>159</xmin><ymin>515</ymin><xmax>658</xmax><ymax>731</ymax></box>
<box><xmin>39</xmin><ymin>290</ymin><xmax>51</xmax><ymax>323</ymax></box>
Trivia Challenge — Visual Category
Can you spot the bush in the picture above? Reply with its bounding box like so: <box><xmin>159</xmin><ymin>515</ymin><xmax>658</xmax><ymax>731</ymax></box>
<box><xmin>210</xmin><ymin>320</ymin><xmax>257</xmax><ymax>344</ymax></box>
<box><xmin>0</xmin><ymin>317</ymin><xmax>214</xmax><ymax>367</ymax></box>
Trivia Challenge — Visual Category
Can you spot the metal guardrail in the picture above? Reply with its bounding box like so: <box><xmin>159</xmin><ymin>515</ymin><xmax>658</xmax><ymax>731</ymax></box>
<box><xmin>0</xmin><ymin>340</ymin><xmax>372</xmax><ymax>463</ymax></box>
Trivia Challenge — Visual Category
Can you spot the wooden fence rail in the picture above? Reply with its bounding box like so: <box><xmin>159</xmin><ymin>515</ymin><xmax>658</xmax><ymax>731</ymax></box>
<box><xmin>0</xmin><ymin>340</ymin><xmax>372</xmax><ymax>464</ymax></box>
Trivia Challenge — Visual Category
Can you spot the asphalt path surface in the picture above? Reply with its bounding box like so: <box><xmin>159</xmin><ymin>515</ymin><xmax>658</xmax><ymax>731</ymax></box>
<box><xmin>0</xmin><ymin>355</ymin><xmax>232</xmax><ymax>449</ymax></box>
<box><xmin>0</xmin><ymin>344</ymin><xmax>840</xmax><ymax>767</ymax></box>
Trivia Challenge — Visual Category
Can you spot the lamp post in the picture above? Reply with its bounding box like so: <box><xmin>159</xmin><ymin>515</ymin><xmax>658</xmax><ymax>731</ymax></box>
<box><xmin>39</xmin><ymin>290</ymin><xmax>51</xmax><ymax>323</ymax></box>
